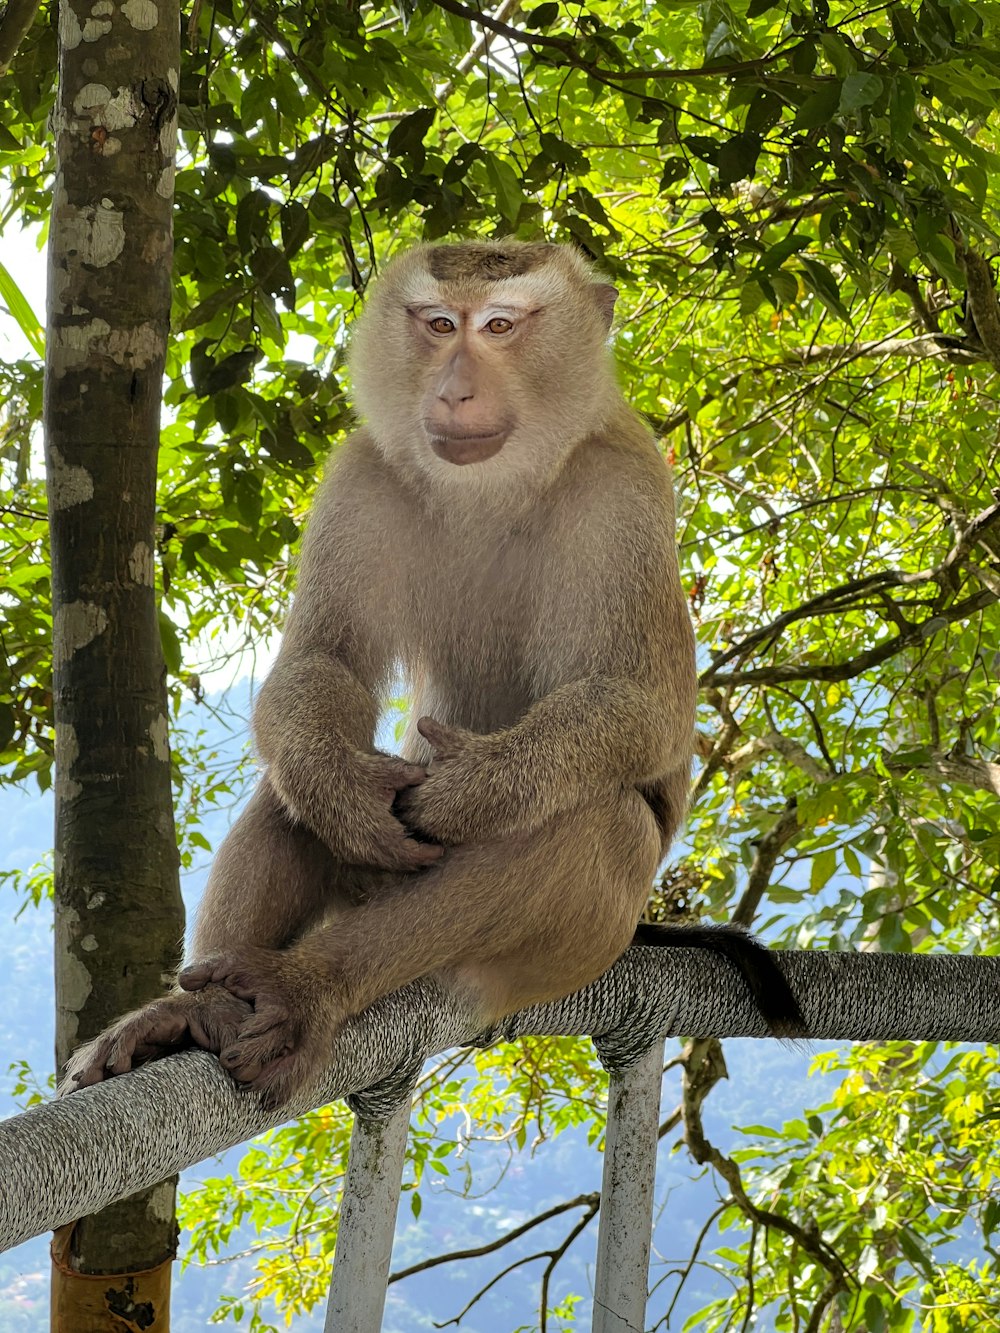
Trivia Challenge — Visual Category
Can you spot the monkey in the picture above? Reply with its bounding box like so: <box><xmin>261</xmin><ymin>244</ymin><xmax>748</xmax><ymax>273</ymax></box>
<box><xmin>62</xmin><ymin>240</ymin><xmax>803</xmax><ymax>1109</ymax></box>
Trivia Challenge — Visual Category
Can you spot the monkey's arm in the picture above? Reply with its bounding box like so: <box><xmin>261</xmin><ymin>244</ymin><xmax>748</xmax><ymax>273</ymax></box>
<box><xmin>253</xmin><ymin>460</ymin><xmax>443</xmax><ymax>873</ymax></box>
<box><xmin>399</xmin><ymin>673</ymin><xmax>691</xmax><ymax>845</ymax></box>
<box><xmin>254</xmin><ymin>651</ymin><xmax>440</xmax><ymax>872</ymax></box>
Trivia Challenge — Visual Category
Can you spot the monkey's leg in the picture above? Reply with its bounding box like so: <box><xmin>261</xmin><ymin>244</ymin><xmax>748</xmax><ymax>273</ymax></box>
<box><xmin>62</xmin><ymin>777</ymin><xmax>368</xmax><ymax>1091</ymax></box>
<box><xmin>180</xmin><ymin>789</ymin><xmax>662</xmax><ymax>1107</ymax></box>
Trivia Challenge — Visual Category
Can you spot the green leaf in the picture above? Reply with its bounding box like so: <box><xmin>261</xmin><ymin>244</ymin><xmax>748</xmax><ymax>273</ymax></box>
<box><xmin>739</xmin><ymin>280</ymin><xmax>766</xmax><ymax>317</ymax></box>
<box><xmin>897</xmin><ymin>1227</ymin><xmax>935</xmax><ymax>1276</ymax></box>
<box><xmin>235</xmin><ymin>189</ymin><xmax>272</xmax><ymax>256</ymax></box>
<box><xmin>799</xmin><ymin>256</ymin><xmax>851</xmax><ymax>321</ymax></box>
<box><xmin>386</xmin><ymin>107</ymin><xmax>436</xmax><ymax>164</ymax></box>
<box><xmin>0</xmin><ymin>258</ymin><xmax>43</xmax><ymax>356</ymax></box>
<box><xmin>485</xmin><ymin>155</ymin><xmax>526</xmax><ymax>226</ymax></box>
<box><xmin>768</xmin><ymin>269</ymin><xmax>799</xmax><ymax>306</ymax></box>
<box><xmin>716</xmin><ymin>133</ymin><xmax>762</xmax><ymax>185</ymax></box>
<box><xmin>819</xmin><ymin>33</ymin><xmax>856</xmax><ymax>79</ymax></box>
<box><xmin>250</xmin><ymin>245</ymin><xmax>296</xmax><ymax>310</ymax></box>
<box><xmin>792</xmin><ymin>83</ymin><xmax>842</xmax><ymax>131</ymax></box>
<box><xmin>158</xmin><ymin>611</ymin><xmax>182</xmax><ymax>675</ymax></box>
<box><xmin>864</xmin><ymin>1294</ymin><xmax>887</xmax><ymax>1333</ymax></box>
<box><xmin>280</xmin><ymin>201</ymin><xmax>310</xmax><ymax>258</ymax></box>
<box><xmin>810</xmin><ymin>848</ymin><xmax>837</xmax><ymax>892</ymax></box>
<box><xmin>684</xmin><ymin>134</ymin><xmax>718</xmax><ymax>164</ymax></box>
<box><xmin>0</xmin><ymin>702</ymin><xmax>16</xmax><ymax>753</ymax></box>
<box><xmin>522</xmin><ymin>2</ymin><xmax>559</xmax><ymax>28</ymax></box>
<box><xmin>839</xmin><ymin>73</ymin><xmax>884</xmax><ymax>115</ymax></box>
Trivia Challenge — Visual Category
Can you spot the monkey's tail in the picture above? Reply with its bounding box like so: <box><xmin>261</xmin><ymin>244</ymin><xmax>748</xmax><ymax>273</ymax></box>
<box><xmin>631</xmin><ymin>922</ymin><xmax>806</xmax><ymax>1038</ymax></box>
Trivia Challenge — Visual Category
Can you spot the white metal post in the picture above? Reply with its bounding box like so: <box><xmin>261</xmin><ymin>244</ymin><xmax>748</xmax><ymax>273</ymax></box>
<box><xmin>324</xmin><ymin>1097</ymin><xmax>412</xmax><ymax>1332</ymax></box>
<box><xmin>592</xmin><ymin>1040</ymin><xmax>665</xmax><ymax>1332</ymax></box>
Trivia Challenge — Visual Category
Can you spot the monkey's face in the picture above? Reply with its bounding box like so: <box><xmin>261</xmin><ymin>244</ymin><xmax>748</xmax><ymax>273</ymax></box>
<box><xmin>348</xmin><ymin>242</ymin><xmax>619</xmax><ymax>497</ymax></box>
<box><xmin>408</xmin><ymin>300</ymin><xmax>526</xmax><ymax>466</ymax></box>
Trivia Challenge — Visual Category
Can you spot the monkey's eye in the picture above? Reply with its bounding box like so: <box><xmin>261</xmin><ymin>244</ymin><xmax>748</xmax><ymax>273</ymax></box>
<box><xmin>484</xmin><ymin>317</ymin><xmax>513</xmax><ymax>335</ymax></box>
<box><xmin>428</xmin><ymin>316</ymin><xmax>455</xmax><ymax>335</ymax></box>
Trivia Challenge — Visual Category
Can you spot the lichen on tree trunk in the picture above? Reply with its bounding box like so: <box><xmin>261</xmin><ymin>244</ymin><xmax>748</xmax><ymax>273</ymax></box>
<box><xmin>44</xmin><ymin>0</ymin><xmax>183</xmax><ymax>1322</ymax></box>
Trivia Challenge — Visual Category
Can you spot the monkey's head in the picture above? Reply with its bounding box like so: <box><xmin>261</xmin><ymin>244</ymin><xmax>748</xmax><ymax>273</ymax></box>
<box><xmin>348</xmin><ymin>241</ymin><xmax>620</xmax><ymax>495</ymax></box>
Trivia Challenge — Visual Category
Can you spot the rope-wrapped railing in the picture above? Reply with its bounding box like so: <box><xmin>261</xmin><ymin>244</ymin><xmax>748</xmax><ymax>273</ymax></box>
<box><xmin>2</xmin><ymin>947</ymin><xmax>998</xmax><ymax>1255</ymax></box>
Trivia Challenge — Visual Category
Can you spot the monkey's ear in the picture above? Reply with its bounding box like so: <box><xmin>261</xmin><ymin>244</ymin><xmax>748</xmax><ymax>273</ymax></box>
<box><xmin>593</xmin><ymin>282</ymin><xmax>619</xmax><ymax>330</ymax></box>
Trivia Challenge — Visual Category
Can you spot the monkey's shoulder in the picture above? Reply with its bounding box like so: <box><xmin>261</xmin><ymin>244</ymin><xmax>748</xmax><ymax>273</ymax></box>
<box><xmin>561</xmin><ymin>413</ymin><xmax>676</xmax><ymax>529</ymax></box>
<box><xmin>311</xmin><ymin>430</ymin><xmax>416</xmax><ymax>531</ymax></box>
<box><xmin>322</xmin><ymin>428</ymin><xmax>394</xmax><ymax>492</ymax></box>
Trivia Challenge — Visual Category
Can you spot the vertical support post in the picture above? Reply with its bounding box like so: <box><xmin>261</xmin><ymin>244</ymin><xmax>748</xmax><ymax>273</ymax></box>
<box><xmin>592</xmin><ymin>1039</ymin><xmax>665</xmax><ymax>1332</ymax></box>
<box><xmin>325</xmin><ymin>1097</ymin><xmax>412</xmax><ymax>1333</ymax></box>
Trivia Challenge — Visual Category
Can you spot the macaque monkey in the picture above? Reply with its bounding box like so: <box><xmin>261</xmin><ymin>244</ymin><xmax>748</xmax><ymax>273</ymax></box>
<box><xmin>64</xmin><ymin>241</ymin><xmax>802</xmax><ymax>1108</ymax></box>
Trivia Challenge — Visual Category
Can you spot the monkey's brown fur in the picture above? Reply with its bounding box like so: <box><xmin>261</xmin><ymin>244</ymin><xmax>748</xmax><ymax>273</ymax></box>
<box><xmin>63</xmin><ymin>241</ymin><xmax>800</xmax><ymax>1108</ymax></box>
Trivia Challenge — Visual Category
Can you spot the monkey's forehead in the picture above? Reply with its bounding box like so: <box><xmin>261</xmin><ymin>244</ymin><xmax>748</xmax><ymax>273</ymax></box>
<box><xmin>384</xmin><ymin>240</ymin><xmax>600</xmax><ymax>309</ymax></box>
<box><xmin>425</xmin><ymin>242</ymin><xmax>557</xmax><ymax>281</ymax></box>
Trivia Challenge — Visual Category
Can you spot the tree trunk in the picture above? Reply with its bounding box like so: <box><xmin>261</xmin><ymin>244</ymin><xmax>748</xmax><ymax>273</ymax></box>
<box><xmin>44</xmin><ymin>0</ymin><xmax>183</xmax><ymax>1327</ymax></box>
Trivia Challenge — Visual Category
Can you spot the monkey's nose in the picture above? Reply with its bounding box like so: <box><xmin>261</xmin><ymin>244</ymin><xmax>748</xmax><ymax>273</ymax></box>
<box><xmin>436</xmin><ymin>348</ymin><xmax>477</xmax><ymax>407</ymax></box>
<box><xmin>437</xmin><ymin>380</ymin><xmax>475</xmax><ymax>408</ymax></box>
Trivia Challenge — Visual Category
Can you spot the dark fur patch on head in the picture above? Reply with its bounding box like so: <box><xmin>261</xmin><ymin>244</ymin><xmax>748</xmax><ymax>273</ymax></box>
<box><xmin>426</xmin><ymin>243</ymin><xmax>556</xmax><ymax>282</ymax></box>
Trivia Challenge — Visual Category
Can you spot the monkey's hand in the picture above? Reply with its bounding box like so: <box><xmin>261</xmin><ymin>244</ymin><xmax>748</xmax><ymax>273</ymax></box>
<box><xmin>58</xmin><ymin>986</ymin><xmax>252</xmax><ymax>1094</ymax></box>
<box><xmin>178</xmin><ymin>947</ymin><xmax>341</xmax><ymax>1110</ymax></box>
<box><xmin>394</xmin><ymin>717</ymin><xmax>509</xmax><ymax>845</ymax></box>
<box><xmin>272</xmin><ymin>750</ymin><xmax>445</xmax><ymax>872</ymax></box>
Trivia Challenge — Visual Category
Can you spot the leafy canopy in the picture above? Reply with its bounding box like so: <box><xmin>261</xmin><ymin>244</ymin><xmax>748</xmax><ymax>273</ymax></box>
<box><xmin>3</xmin><ymin>0</ymin><xmax>1000</xmax><ymax>1327</ymax></box>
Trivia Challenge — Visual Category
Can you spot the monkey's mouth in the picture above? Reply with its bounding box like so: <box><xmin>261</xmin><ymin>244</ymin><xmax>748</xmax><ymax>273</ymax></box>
<box><xmin>426</xmin><ymin>430</ymin><xmax>509</xmax><ymax>466</ymax></box>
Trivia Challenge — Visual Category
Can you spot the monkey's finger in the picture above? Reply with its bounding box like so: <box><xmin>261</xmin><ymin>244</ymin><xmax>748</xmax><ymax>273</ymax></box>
<box><xmin>70</xmin><ymin>1064</ymin><xmax>107</xmax><ymax>1089</ymax></box>
<box><xmin>210</xmin><ymin>971</ymin><xmax>263</xmax><ymax>1003</ymax></box>
<box><xmin>415</xmin><ymin>716</ymin><xmax>462</xmax><ymax>757</ymax></box>
<box><xmin>106</xmin><ymin>1036</ymin><xmax>142</xmax><ymax>1076</ymax></box>
<box><xmin>179</xmin><ymin>955</ymin><xmax>259</xmax><ymax>994</ymax></box>
<box><xmin>61</xmin><ymin>1042</ymin><xmax>112</xmax><ymax>1090</ymax></box>
<box><xmin>188</xmin><ymin>998</ymin><xmax>252</xmax><ymax>1052</ymax></box>
<box><xmin>397</xmin><ymin>837</ymin><xmax>445</xmax><ymax>869</ymax></box>
<box><xmin>107</xmin><ymin>1015</ymin><xmax>176</xmax><ymax>1073</ymax></box>
<box><xmin>367</xmin><ymin>756</ymin><xmax>429</xmax><ymax>794</ymax></box>
<box><xmin>220</xmin><ymin>1048</ymin><xmax>266</xmax><ymax>1083</ymax></box>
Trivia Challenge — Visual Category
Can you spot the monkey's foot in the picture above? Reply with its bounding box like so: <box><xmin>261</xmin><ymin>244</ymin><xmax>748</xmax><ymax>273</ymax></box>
<box><xmin>179</xmin><ymin>947</ymin><xmax>341</xmax><ymax>1109</ymax></box>
<box><xmin>59</xmin><ymin>986</ymin><xmax>252</xmax><ymax>1094</ymax></box>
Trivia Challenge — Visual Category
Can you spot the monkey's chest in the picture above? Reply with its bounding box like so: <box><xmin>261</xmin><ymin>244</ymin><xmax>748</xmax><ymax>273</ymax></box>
<box><xmin>403</xmin><ymin>578</ymin><xmax>541</xmax><ymax>732</ymax></box>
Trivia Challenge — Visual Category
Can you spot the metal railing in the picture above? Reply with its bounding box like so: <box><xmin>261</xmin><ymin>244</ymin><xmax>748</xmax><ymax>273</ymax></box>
<box><xmin>2</xmin><ymin>948</ymin><xmax>998</xmax><ymax>1331</ymax></box>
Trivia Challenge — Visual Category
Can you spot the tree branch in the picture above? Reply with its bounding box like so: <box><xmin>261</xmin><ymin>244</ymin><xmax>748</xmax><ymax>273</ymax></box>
<box><xmin>702</xmin><ymin>587</ymin><xmax>997</xmax><ymax>689</ymax></box>
<box><xmin>388</xmin><ymin>1192</ymin><xmax>599</xmax><ymax>1283</ymax></box>
<box><xmin>682</xmin><ymin>1042</ymin><xmax>852</xmax><ymax>1290</ymax></box>
<box><xmin>427</xmin><ymin>0</ymin><xmax>801</xmax><ymax>83</ymax></box>
<box><xmin>888</xmin><ymin>260</ymin><xmax>941</xmax><ymax>334</ymax></box>
<box><xmin>653</xmin><ymin>332</ymin><xmax>988</xmax><ymax>437</ymax></box>
<box><xmin>954</xmin><ymin>241</ymin><xmax>1000</xmax><ymax>372</ymax></box>
<box><xmin>733</xmin><ymin>799</ymin><xmax>801</xmax><ymax>928</ymax></box>
<box><xmin>701</xmin><ymin>500</ymin><xmax>1000</xmax><ymax>689</ymax></box>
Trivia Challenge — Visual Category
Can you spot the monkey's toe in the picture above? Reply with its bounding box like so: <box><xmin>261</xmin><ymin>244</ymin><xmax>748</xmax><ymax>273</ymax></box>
<box><xmin>178</xmin><ymin>957</ymin><xmax>229</xmax><ymax>991</ymax></box>
<box><xmin>397</xmin><ymin>836</ymin><xmax>446</xmax><ymax>869</ymax></box>
<box><xmin>251</xmin><ymin>1050</ymin><xmax>315</xmax><ymax>1110</ymax></box>
<box><xmin>239</xmin><ymin>1004</ymin><xmax>291</xmax><ymax>1038</ymax></box>
<box><xmin>187</xmin><ymin>991</ymin><xmax>252</xmax><ymax>1052</ymax></box>
<box><xmin>220</xmin><ymin>1028</ymin><xmax>293</xmax><ymax>1085</ymax></box>
<box><xmin>60</xmin><ymin>1039</ymin><xmax>113</xmax><ymax>1093</ymax></box>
